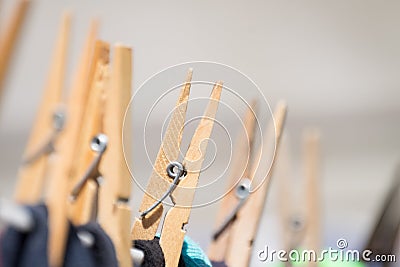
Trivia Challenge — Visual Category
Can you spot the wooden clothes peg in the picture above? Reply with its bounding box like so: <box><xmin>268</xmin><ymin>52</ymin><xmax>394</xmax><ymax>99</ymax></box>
<box><xmin>67</xmin><ymin>43</ymin><xmax>133</xmax><ymax>267</ymax></box>
<box><xmin>98</xmin><ymin>44</ymin><xmax>133</xmax><ymax>267</ymax></box>
<box><xmin>160</xmin><ymin>81</ymin><xmax>223</xmax><ymax>267</ymax></box>
<box><xmin>277</xmin><ymin>136</ymin><xmax>306</xmax><ymax>255</ymax></box>
<box><xmin>303</xmin><ymin>129</ymin><xmax>321</xmax><ymax>267</ymax></box>
<box><xmin>98</xmin><ymin>45</ymin><xmax>132</xmax><ymax>267</ymax></box>
<box><xmin>223</xmin><ymin>101</ymin><xmax>287</xmax><ymax>267</ymax></box>
<box><xmin>208</xmin><ymin>100</ymin><xmax>258</xmax><ymax>262</ymax></box>
<box><xmin>45</xmin><ymin>23</ymin><xmax>99</xmax><ymax>267</ymax></box>
<box><xmin>68</xmin><ymin>41</ymin><xmax>110</xmax><ymax>225</ymax></box>
<box><xmin>14</xmin><ymin>12</ymin><xmax>71</xmax><ymax>204</ymax></box>
<box><xmin>131</xmin><ymin>74</ymin><xmax>223</xmax><ymax>267</ymax></box>
<box><xmin>0</xmin><ymin>0</ymin><xmax>30</xmax><ymax>95</ymax></box>
<box><xmin>131</xmin><ymin>69</ymin><xmax>193</xmax><ymax>241</ymax></box>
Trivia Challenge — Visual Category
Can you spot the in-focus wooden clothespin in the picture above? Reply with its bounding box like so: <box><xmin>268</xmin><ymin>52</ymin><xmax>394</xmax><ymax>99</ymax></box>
<box><xmin>97</xmin><ymin>44</ymin><xmax>133</xmax><ymax>267</ymax></box>
<box><xmin>208</xmin><ymin>100</ymin><xmax>258</xmax><ymax>262</ymax></box>
<box><xmin>0</xmin><ymin>0</ymin><xmax>30</xmax><ymax>96</ymax></box>
<box><xmin>45</xmin><ymin>22</ymin><xmax>99</xmax><ymax>267</ymax></box>
<box><xmin>14</xmin><ymin>12</ymin><xmax>71</xmax><ymax>204</ymax></box>
<box><xmin>131</xmin><ymin>69</ymin><xmax>193</xmax><ymax>241</ymax></box>
<box><xmin>212</xmin><ymin>101</ymin><xmax>287</xmax><ymax>267</ymax></box>
<box><xmin>303</xmin><ymin>129</ymin><xmax>321</xmax><ymax>267</ymax></box>
<box><xmin>131</xmin><ymin>73</ymin><xmax>223</xmax><ymax>267</ymax></box>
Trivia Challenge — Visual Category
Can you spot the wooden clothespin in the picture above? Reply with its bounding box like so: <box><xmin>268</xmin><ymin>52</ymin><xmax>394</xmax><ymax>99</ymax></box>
<box><xmin>213</xmin><ymin>101</ymin><xmax>287</xmax><ymax>267</ymax></box>
<box><xmin>67</xmin><ymin>40</ymin><xmax>110</xmax><ymax>225</ymax></box>
<box><xmin>45</xmin><ymin>22</ymin><xmax>99</xmax><ymax>267</ymax></box>
<box><xmin>14</xmin><ymin>12</ymin><xmax>71</xmax><ymax>204</ymax></box>
<box><xmin>208</xmin><ymin>100</ymin><xmax>258</xmax><ymax>262</ymax></box>
<box><xmin>0</xmin><ymin>0</ymin><xmax>30</xmax><ymax>95</ymax></box>
<box><xmin>276</xmin><ymin>136</ymin><xmax>301</xmax><ymax>267</ymax></box>
<box><xmin>97</xmin><ymin>44</ymin><xmax>133</xmax><ymax>267</ymax></box>
<box><xmin>131</xmin><ymin>73</ymin><xmax>223</xmax><ymax>267</ymax></box>
<box><xmin>131</xmin><ymin>69</ymin><xmax>193</xmax><ymax>241</ymax></box>
<box><xmin>66</xmin><ymin>43</ymin><xmax>133</xmax><ymax>267</ymax></box>
<box><xmin>303</xmin><ymin>129</ymin><xmax>321</xmax><ymax>267</ymax></box>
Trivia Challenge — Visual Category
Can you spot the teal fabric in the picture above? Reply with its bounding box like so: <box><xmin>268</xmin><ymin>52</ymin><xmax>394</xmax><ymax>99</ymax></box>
<box><xmin>181</xmin><ymin>235</ymin><xmax>212</xmax><ymax>267</ymax></box>
<box><xmin>154</xmin><ymin>233</ymin><xmax>211</xmax><ymax>267</ymax></box>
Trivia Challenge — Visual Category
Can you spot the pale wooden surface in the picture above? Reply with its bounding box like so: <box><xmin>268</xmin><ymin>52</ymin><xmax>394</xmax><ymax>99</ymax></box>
<box><xmin>131</xmin><ymin>69</ymin><xmax>193</xmax><ymax>241</ymax></box>
<box><xmin>44</xmin><ymin>26</ymin><xmax>99</xmax><ymax>267</ymax></box>
<box><xmin>276</xmin><ymin>137</ymin><xmax>298</xmax><ymax>267</ymax></box>
<box><xmin>0</xmin><ymin>0</ymin><xmax>30</xmax><ymax>96</ymax></box>
<box><xmin>225</xmin><ymin>101</ymin><xmax>287</xmax><ymax>267</ymax></box>
<box><xmin>160</xmin><ymin>82</ymin><xmax>223</xmax><ymax>267</ymax></box>
<box><xmin>68</xmin><ymin>44</ymin><xmax>110</xmax><ymax>225</ymax></box>
<box><xmin>303</xmin><ymin>129</ymin><xmax>321</xmax><ymax>267</ymax></box>
<box><xmin>14</xmin><ymin>12</ymin><xmax>70</xmax><ymax>203</ymax></box>
<box><xmin>208</xmin><ymin>99</ymin><xmax>257</xmax><ymax>261</ymax></box>
<box><xmin>98</xmin><ymin>45</ymin><xmax>133</xmax><ymax>267</ymax></box>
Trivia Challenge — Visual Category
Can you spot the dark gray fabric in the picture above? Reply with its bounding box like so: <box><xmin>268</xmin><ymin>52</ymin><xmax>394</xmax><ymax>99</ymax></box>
<box><xmin>70</xmin><ymin>222</ymin><xmax>118</xmax><ymax>267</ymax></box>
<box><xmin>211</xmin><ymin>261</ymin><xmax>228</xmax><ymax>267</ymax></box>
<box><xmin>0</xmin><ymin>205</ymin><xmax>118</xmax><ymax>267</ymax></box>
<box><xmin>0</xmin><ymin>204</ymin><xmax>49</xmax><ymax>267</ymax></box>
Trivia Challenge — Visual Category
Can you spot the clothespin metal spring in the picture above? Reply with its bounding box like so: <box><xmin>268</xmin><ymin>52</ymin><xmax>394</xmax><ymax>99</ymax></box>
<box><xmin>69</xmin><ymin>133</ymin><xmax>108</xmax><ymax>200</ymax></box>
<box><xmin>212</xmin><ymin>178</ymin><xmax>251</xmax><ymax>240</ymax></box>
<box><xmin>22</xmin><ymin>110</ymin><xmax>66</xmax><ymax>164</ymax></box>
<box><xmin>140</xmin><ymin>161</ymin><xmax>186</xmax><ymax>218</ymax></box>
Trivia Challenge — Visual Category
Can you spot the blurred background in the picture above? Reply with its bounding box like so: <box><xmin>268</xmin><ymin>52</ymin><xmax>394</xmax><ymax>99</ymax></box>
<box><xmin>0</xmin><ymin>0</ymin><xmax>400</xmax><ymax>266</ymax></box>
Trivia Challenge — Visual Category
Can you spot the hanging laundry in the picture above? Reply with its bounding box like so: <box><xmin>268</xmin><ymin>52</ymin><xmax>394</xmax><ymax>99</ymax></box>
<box><xmin>0</xmin><ymin>204</ymin><xmax>119</xmax><ymax>267</ymax></box>
<box><xmin>1</xmin><ymin>205</ymin><xmax>48</xmax><ymax>267</ymax></box>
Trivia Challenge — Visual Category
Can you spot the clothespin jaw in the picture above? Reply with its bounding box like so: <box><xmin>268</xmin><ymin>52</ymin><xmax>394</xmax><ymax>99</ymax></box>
<box><xmin>97</xmin><ymin>44</ymin><xmax>133</xmax><ymax>267</ymax></box>
<box><xmin>14</xmin><ymin>12</ymin><xmax>71</xmax><ymax>204</ymax></box>
<box><xmin>208</xmin><ymin>99</ymin><xmax>258</xmax><ymax>262</ymax></box>
<box><xmin>159</xmin><ymin>81</ymin><xmax>223</xmax><ymax>267</ymax></box>
<box><xmin>68</xmin><ymin>41</ymin><xmax>110</xmax><ymax>225</ymax></box>
<box><xmin>224</xmin><ymin>101</ymin><xmax>287</xmax><ymax>267</ymax></box>
<box><xmin>0</xmin><ymin>0</ymin><xmax>30</xmax><ymax>94</ymax></box>
<box><xmin>45</xmin><ymin>24</ymin><xmax>100</xmax><ymax>267</ymax></box>
<box><xmin>131</xmin><ymin>69</ymin><xmax>193</xmax><ymax>241</ymax></box>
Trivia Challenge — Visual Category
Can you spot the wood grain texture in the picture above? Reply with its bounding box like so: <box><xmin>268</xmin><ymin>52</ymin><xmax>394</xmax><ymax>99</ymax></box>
<box><xmin>225</xmin><ymin>101</ymin><xmax>287</xmax><ymax>267</ymax></box>
<box><xmin>208</xmin><ymin>99</ymin><xmax>257</xmax><ymax>261</ymax></box>
<box><xmin>0</xmin><ymin>0</ymin><xmax>30</xmax><ymax>95</ymax></box>
<box><xmin>14</xmin><ymin>12</ymin><xmax>70</xmax><ymax>204</ymax></box>
<box><xmin>160</xmin><ymin>82</ymin><xmax>223</xmax><ymax>267</ymax></box>
<box><xmin>68</xmin><ymin>50</ymin><xmax>110</xmax><ymax>225</ymax></box>
<box><xmin>98</xmin><ymin>45</ymin><xmax>132</xmax><ymax>267</ymax></box>
<box><xmin>131</xmin><ymin>69</ymin><xmax>193</xmax><ymax>241</ymax></box>
<box><xmin>44</xmin><ymin>28</ymin><xmax>101</xmax><ymax>267</ymax></box>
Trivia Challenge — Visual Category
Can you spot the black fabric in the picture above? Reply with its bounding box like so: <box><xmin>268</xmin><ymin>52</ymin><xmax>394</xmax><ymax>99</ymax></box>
<box><xmin>0</xmin><ymin>204</ymin><xmax>49</xmax><ymax>267</ymax></box>
<box><xmin>0</xmin><ymin>204</ymin><xmax>118</xmax><ymax>267</ymax></box>
<box><xmin>133</xmin><ymin>237</ymin><xmax>186</xmax><ymax>267</ymax></box>
<box><xmin>211</xmin><ymin>261</ymin><xmax>228</xmax><ymax>267</ymax></box>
